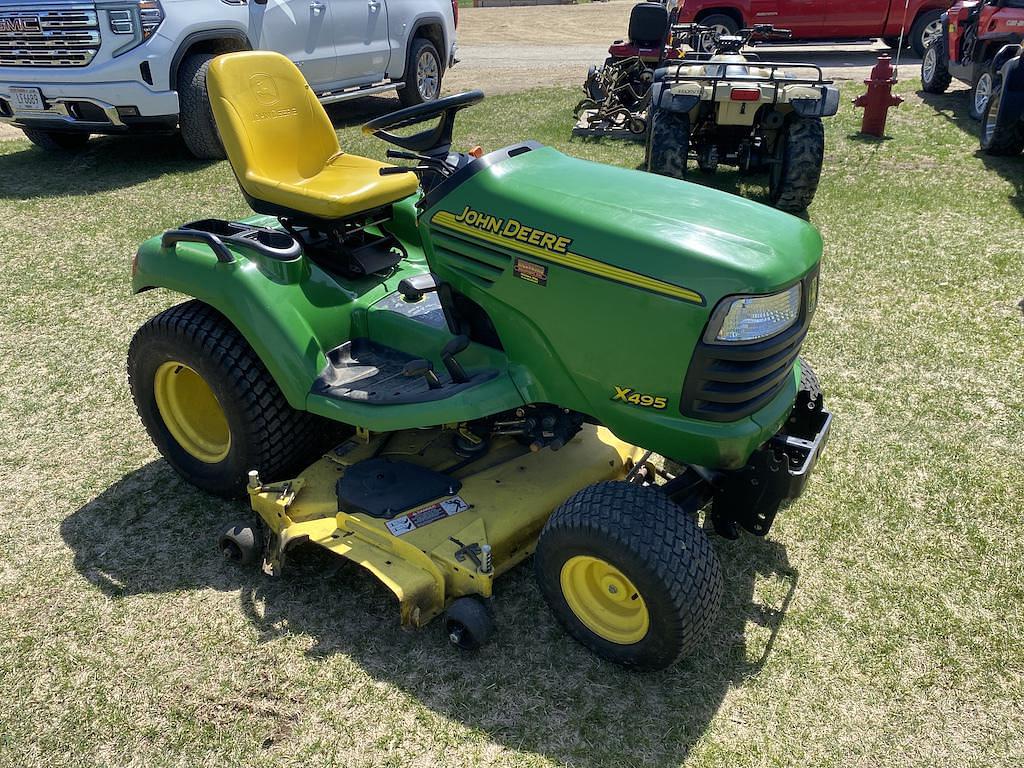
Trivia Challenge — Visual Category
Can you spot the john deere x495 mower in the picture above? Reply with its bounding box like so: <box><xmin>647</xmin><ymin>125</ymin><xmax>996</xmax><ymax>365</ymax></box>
<box><xmin>128</xmin><ymin>51</ymin><xmax>831</xmax><ymax>670</ymax></box>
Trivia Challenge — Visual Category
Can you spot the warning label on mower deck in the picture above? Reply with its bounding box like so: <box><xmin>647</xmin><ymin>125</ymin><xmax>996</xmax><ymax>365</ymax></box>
<box><xmin>386</xmin><ymin>496</ymin><xmax>469</xmax><ymax>537</ymax></box>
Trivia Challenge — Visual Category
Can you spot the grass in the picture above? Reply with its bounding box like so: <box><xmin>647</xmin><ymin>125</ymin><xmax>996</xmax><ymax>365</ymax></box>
<box><xmin>0</xmin><ymin>83</ymin><xmax>1022</xmax><ymax>768</ymax></box>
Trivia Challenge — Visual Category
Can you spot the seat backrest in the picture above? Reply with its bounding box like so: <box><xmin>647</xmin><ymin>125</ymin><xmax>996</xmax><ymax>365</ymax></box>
<box><xmin>206</xmin><ymin>51</ymin><xmax>340</xmax><ymax>191</ymax></box>
<box><xmin>629</xmin><ymin>3</ymin><xmax>670</xmax><ymax>48</ymax></box>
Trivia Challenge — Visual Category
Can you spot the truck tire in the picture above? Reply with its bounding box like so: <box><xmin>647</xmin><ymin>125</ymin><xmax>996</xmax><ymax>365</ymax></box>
<box><xmin>910</xmin><ymin>9</ymin><xmax>944</xmax><ymax>58</ymax></box>
<box><xmin>696</xmin><ymin>14</ymin><xmax>739</xmax><ymax>54</ymax></box>
<box><xmin>981</xmin><ymin>77</ymin><xmax>1024</xmax><ymax>156</ymax></box>
<box><xmin>179</xmin><ymin>53</ymin><xmax>225</xmax><ymax>160</ymax></box>
<box><xmin>921</xmin><ymin>41</ymin><xmax>952</xmax><ymax>93</ymax></box>
<box><xmin>21</xmin><ymin>128</ymin><xmax>90</xmax><ymax>152</ymax></box>
<box><xmin>768</xmin><ymin>116</ymin><xmax>824</xmax><ymax>214</ymax></box>
<box><xmin>645</xmin><ymin>108</ymin><xmax>689</xmax><ymax>178</ymax></box>
<box><xmin>534</xmin><ymin>481</ymin><xmax>722</xmax><ymax>670</ymax></box>
<box><xmin>969</xmin><ymin>65</ymin><xmax>994</xmax><ymax>121</ymax></box>
<box><xmin>128</xmin><ymin>300</ymin><xmax>327</xmax><ymax>497</ymax></box>
<box><xmin>399</xmin><ymin>37</ymin><xmax>443</xmax><ymax>108</ymax></box>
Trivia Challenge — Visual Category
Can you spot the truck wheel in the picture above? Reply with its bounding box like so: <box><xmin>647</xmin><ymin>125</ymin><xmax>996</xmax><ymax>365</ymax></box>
<box><xmin>645</xmin><ymin>108</ymin><xmax>689</xmax><ymax>178</ymax></box>
<box><xmin>21</xmin><ymin>128</ymin><xmax>89</xmax><ymax>152</ymax></box>
<box><xmin>921</xmin><ymin>42</ymin><xmax>952</xmax><ymax>94</ymax></box>
<box><xmin>399</xmin><ymin>37</ymin><xmax>442</xmax><ymax>108</ymax></box>
<box><xmin>535</xmin><ymin>481</ymin><xmax>722</xmax><ymax>670</ymax></box>
<box><xmin>179</xmin><ymin>53</ymin><xmax>225</xmax><ymax>160</ymax></box>
<box><xmin>981</xmin><ymin>78</ymin><xmax>1024</xmax><ymax>156</ymax></box>
<box><xmin>696</xmin><ymin>14</ymin><xmax>739</xmax><ymax>53</ymax></box>
<box><xmin>768</xmin><ymin>116</ymin><xmax>824</xmax><ymax>214</ymax></box>
<box><xmin>910</xmin><ymin>9</ymin><xmax>944</xmax><ymax>58</ymax></box>
<box><xmin>128</xmin><ymin>300</ymin><xmax>324</xmax><ymax>497</ymax></box>
<box><xmin>969</xmin><ymin>67</ymin><xmax>994</xmax><ymax>121</ymax></box>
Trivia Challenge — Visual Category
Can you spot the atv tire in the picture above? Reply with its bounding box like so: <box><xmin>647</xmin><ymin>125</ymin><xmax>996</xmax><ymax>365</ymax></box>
<box><xmin>969</xmin><ymin>65</ymin><xmax>994</xmax><ymax>121</ymax></box>
<box><xmin>128</xmin><ymin>300</ymin><xmax>328</xmax><ymax>497</ymax></box>
<box><xmin>179</xmin><ymin>53</ymin><xmax>225</xmax><ymax>160</ymax></box>
<box><xmin>769</xmin><ymin>116</ymin><xmax>825</xmax><ymax>213</ymax></box>
<box><xmin>646</xmin><ymin>108</ymin><xmax>689</xmax><ymax>178</ymax></box>
<box><xmin>981</xmin><ymin>77</ymin><xmax>1024</xmax><ymax>156</ymax></box>
<box><xmin>22</xmin><ymin>128</ymin><xmax>90</xmax><ymax>152</ymax></box>
<box><xmin>535</xmin><ymin>481</ymin><xmax>722</xmax><ymax>670</ymax></box>
<box><xmin>910</xmin><ymin>9</ymin><xmax>944</xmax><ymax>58</ymax></box>
<box><xmin>921</xmin><ymin>42</ymin><xmax>952</xmax><ymax>94</ymax></box>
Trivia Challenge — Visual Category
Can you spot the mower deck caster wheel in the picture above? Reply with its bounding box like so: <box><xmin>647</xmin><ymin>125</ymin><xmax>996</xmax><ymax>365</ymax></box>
<box><xmin>219</xmin><ymin>522</ymin><xmax>261</xmax><ymax>566</ymax></box>
<box><xmin>445</xmin><ymin>597</ymin><xmax>494</xmax><ymax>651</ymax></box>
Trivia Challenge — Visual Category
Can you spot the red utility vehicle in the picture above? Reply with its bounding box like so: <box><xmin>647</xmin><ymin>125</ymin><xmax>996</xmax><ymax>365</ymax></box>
<box><xmin>921</xmin><ymin>1</ymin><xmax>1024</xmax><ymax>120</ymax></box>
<box><xmin>673</xmin><ymin>0</ymin><xmax>952</xmax><ymax>56</ymax></box>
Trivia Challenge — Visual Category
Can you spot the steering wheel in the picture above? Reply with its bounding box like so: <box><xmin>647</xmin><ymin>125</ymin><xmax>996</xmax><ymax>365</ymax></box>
<box><xmin>361</xmin><ymin>90</ymin><xmax>485</xmax><ymax>154</ymax></box>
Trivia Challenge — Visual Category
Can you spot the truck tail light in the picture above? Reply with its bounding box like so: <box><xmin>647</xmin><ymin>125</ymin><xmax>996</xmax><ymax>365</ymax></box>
<box><xmin>452</xmin><ymin>0</ymin><xmax>459</xmax><ymax>28</ymax></box>
<box><xmin>730</xmin><ymin>88</ymin><xmax>761</xmax><ymax>101</ymax></box>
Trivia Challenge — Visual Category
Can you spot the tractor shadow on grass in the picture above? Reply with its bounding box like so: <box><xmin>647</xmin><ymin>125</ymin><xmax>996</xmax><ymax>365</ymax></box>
<box><xmin>63</xmin><ymin>460</ymin><xmax>799</xmax><ymax>768</ymax></box>
<box><xmin>919</xmin><ymin>89</ymin><xmax>1024</xmax><ymax>216</ymax></box>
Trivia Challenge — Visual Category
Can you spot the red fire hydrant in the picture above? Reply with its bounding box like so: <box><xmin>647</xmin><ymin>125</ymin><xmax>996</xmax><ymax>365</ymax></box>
<box><xmin>853</xmin><ymin>56</ymin><xmax>904</xmax><ymax>137</ymax></box>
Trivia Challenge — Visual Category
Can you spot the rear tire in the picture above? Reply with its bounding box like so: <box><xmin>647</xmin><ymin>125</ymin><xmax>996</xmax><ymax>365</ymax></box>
<box><xmin>179</xmin><ymin>53</ymin><xmax>225</xmax><ymax>160</ymax></box>
<box><xmin>768</xmin><ymin>116</ymin><xmax>824</xmax><ymax>213</ymax></box>
<box><xmin>645</xmin><ymin>108</ymin><xmax>689</xmax><ymax>178</ymax></box>
<box><xmin>21</xmin><ymin>128</ymin><xmax>89</xmax><ymax>152</ymax></box>
<box><xmin>981</xmin><ymin>76</ymin><xmax>1024</xmax><ymax>156</ymax></box>
<box><xmin>696</xmin><ymin>14</ymin><xmax>739</xmax><ymax>53</ymax></box>
<box><xmin>969</xmin><ymin>66</ymin><xmax>994</xmax><ymax>121</ymax></box>
<box><xmin>535</xmin><ymin>481</ymin><xmax>722</xmax><ymax>670</ymax></box>
<box><xmin>128</xmin><ymin>300</ymin><xmax>327</xmax><ymax>497</ymax></box>
<box><xmin>910</xmin><ymin>9</ymin><xmax>944</xmax><ymax>58</ymax></box>
<box><xmin>921</xmin><ymin>42</ymin><xmax>952</xmax><ymax>94</ymax></box>
<box><xmin>399</xmin><ymin>37</ymin><xmax>443</xmax><ymax>108</ymax></box>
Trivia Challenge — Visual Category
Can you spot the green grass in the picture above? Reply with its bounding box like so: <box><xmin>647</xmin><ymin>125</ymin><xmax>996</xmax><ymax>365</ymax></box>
<box><xmin>0</xmin><ymin>84</ymin><xmax>1021</xmax><ymax>768</ymax></box>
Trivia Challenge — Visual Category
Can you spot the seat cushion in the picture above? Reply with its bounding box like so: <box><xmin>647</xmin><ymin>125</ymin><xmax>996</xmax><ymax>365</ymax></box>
<box><xmin>245</xmin><ymin>152</ymin><xmax>419</xmax><ymax>221</ymax></box>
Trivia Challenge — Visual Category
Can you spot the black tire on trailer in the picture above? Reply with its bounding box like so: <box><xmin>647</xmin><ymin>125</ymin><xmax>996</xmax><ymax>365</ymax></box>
<box><xmin>128</xmin><ymin>300</ymin><xmax>327</xmax><ymax>497</ymax></box>
<box><xmin>178</xmin><ymin>53</ymin><xmax>225</xmax><ymax>160</ymax></box>
<box><xmin>534</xmin><ymin>481</ymin><xmax>723</xmax><ymax>670</ymax></box>
<box><xmin>645</xmin><ymin>108</ymin><xmax>689</xmax><ymax>178</ymax></box>
<box><xmin>21</xmin><ymin>128</ymin><xmax>90</xmax><ymax>152</ymax></box>
<box><xmin>969</xmin><ymin>65</ymin><xmax>994</xmax><ymax>121</ymax></box>
<box><xmin>910</xmin><ymin>9</ymin><xmax>944</xmax><ymax>58</ymax></box>
<box><xmin>399</xmin><ymin>37</ymin><xmax>443</xmax><ymax>108</ymax></box>
<box><xmin>697</xmin><ymin>13</ymin><xmax>739</xmax><ymax>53</ymax></box>
<box><xmin>768</xmin><ymin>115</ymin><xmax>825</xmax><ymax>213</ymax></box>
<box><xmin>981</xmin><ymin>76</ymin><xmax>1024</xmax><ymax>156</ymax></box>
<box><xmin>921</xmin><ymin>41</ymin><xmax>952</xmax><ymax>93</ymax></box>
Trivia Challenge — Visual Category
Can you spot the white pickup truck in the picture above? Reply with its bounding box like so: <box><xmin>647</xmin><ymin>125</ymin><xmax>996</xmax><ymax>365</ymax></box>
<box><xmin>0</xmin><ymin>0</ymin><xmax>458</xmax><ymax>157</ymax></box>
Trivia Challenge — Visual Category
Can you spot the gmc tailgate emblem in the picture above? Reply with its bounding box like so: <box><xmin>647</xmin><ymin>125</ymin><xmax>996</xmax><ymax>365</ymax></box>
<box><xmin>0</xmin><ymin>17</ymin><xmax>42</xmax><ymax>33</ymax></box>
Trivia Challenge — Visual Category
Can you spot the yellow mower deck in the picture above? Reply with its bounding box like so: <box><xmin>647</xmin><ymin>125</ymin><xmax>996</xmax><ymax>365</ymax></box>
<box><xmin>248</xmin><ymin>425</ymin><xmax>644</xmax><ymax>628</ymax></box>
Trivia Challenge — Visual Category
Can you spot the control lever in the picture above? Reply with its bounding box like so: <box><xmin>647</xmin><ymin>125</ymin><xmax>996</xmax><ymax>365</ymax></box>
<box><xmin>403</xmin><ymin>359</ymin><xmax>442</xmax><ymax>389</ymax></box>
<box><xmin>441</xmin><ymin>335</ymin><xmax>470</xmax><ymax>384</ymax></box>
<box><xmin>387</xmin><ymin>149</ymin><xmax>433</xmax><ymax>162</ymax></box>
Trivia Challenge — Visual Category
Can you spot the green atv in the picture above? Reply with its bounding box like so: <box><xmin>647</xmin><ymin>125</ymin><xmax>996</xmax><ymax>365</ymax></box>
<box><xmin>128</xmin><ymin>51</ymin><xmax>831</xmax><ymax>670</ymax></box>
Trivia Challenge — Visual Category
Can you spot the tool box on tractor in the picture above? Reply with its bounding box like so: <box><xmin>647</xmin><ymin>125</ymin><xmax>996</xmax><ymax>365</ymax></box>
<box><xmin>645</xmin><ymin>24</ymin><xmax>839</xmax><ymax>213</ymax></box>
<box><xmin>922</xmin><ymin>0</ymin><xmax>1024</xmax><ymax>120</ymax></box>
<box><xmin>128</xmin><ymin>50</ymin><xmax>832</xmax><ymax>670</ymax></box>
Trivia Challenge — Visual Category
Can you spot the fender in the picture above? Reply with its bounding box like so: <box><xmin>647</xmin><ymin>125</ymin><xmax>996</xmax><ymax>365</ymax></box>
<box><xmin>995</xmin><ymin>56</ymin><xmax>1024</xmax><ymax>127</ymax></box>
<box><xmin>650</xmin><ymin>80</ymin><xmax>700</xmax><ymax>114</ymax></box>
<box><xmin>169</xmin><ymin>29</ymin><xmax>252</xmax><ymax>92</ymax></box>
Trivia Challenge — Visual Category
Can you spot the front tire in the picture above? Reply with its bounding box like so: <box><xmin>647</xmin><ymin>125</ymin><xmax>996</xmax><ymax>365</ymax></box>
<box><xmin>921</xmin><ymin>42</ymin><xmax>952</xmax><ymax>94</ymax></box>
<box><xmin>21</xmin><ymin>128</ymin><xmax>90</xmax><ymax>152</ymax></box>
<box><xmin>535</xmin><ymin>482</ymin><xmax>722</xmax><ymax>670</ymax></box>
<box><xmin>969</xmin><ymin>67</ymin><xmax>994</xmax><ymax>121</ymax></box>
<box><xmin>178</xmin><ymin>53</ymin><xmax>225</xmax><ymax>160</ymax></box>
<box><xmin>645</xmin><ymin>108</ymin><xmax>689</xmax><ymax>178</ymax></box>
<box><xmin>128</xmin><ymin>300</ymin><xmax>325</xmax><ymax>497</ymax></box>
<box><xmin>399</xmin><ymin>37</ymin><xmax>443</xmax><ymax>108</ymax></box>
<box><xmin>768</xmin><ymin>115</ymin><xmax>825</xmax><ymax>213</ymax></box>
<box><xmin>910</xmin><ymin>9</ymin><xmax>944</xmax><ymax>58</ymax></box>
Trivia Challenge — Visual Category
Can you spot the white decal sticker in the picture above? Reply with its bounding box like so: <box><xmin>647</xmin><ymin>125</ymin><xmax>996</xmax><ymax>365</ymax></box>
<box><xmin>386</xmin><ymin>496</ymin><xmax>470</xmax><ymax>536</ymax></box>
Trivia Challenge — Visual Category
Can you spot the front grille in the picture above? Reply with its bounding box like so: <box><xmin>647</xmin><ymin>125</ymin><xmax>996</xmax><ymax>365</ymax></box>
<box><xmin>680</xmin><ymin>274</ymin><xmax>815</xmax><ymax>422</ymax></box>
<box><xmin>0</xmin><ymin>5</ymin><xmax>100</xmax><ymax>68</ymax></box>
<box><xmin>430</xmin><ymin>229</ymin><xmax>512</xmax><ymax>287</ymax></box>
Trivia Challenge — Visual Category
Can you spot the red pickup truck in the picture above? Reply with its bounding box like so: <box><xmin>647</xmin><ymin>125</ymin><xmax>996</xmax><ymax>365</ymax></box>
<box><xmin>673</xmin><ymin>0</ymin><xmax>953</xmax><ymax>56</ymax></box>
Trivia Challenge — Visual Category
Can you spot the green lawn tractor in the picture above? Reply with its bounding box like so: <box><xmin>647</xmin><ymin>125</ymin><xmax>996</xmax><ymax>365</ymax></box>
<box><xmin>127</xmin><ymin>51</ymin><xmax>832</xmax><ymax>670</ymax></box>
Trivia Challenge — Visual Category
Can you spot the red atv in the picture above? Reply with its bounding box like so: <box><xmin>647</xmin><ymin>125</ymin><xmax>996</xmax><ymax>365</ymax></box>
<box><xmin>921</xmin><ymin>0</ymin><xmax>1024</xmax><ymax>120</ymax></box>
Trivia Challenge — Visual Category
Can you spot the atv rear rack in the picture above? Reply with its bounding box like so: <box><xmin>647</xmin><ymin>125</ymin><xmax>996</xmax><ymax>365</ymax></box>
<box><xmin>656</xmin><ymin>59</ymin><xmax>832</xmax><ymax>88</ymax></box>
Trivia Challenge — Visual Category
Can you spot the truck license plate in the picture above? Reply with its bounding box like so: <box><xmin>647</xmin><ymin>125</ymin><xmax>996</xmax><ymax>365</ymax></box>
<box><xmin>10</xmin><ymin>87</ymin><xmax>44</xmax><ymax>112</ymax></box>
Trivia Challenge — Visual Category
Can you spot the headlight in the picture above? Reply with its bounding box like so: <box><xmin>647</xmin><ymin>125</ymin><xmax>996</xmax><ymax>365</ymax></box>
<box><xmin>708</xmin><ymin>283</ymin><xmax>802</xmax><ymax>343</ymax></box>
<box><xmin>108</xmin><ymin>1</ymin><xmax>164</xmax><ymax>56</ymax></box>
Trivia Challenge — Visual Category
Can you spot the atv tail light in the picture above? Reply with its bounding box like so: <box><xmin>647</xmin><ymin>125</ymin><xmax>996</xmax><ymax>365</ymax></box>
<box><xmin>730</xmin><ymin>88</ymin><xmax>762</xmax><ymax>101</ymax></box>
<box><xmin>708</xmin><ymin>284</ymin><xmax>802</xmax><ymax>344</ymax></box>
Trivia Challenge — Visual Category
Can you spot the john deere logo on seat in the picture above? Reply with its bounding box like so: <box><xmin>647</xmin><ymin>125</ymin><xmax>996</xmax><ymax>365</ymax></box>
<box><xmin>250</xmin><ymin>74</ymin><xmax>280</xmax><ymax>106</ymax></box>
<box><xmin>0</xmin><ymin>16</ymin><xmax>41</xmax><ymax>33</ymax></box>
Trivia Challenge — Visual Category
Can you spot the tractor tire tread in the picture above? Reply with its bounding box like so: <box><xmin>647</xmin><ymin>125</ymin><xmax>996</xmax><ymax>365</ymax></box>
<box><xmin>770</xmin><ymin>116</ymin><xmax>824</xmax><ymax>213</ymax></box>
<box><xmin>646</xmin><ymin>109</ymin><xmax>689</xmax><ymax>178</ymax></box>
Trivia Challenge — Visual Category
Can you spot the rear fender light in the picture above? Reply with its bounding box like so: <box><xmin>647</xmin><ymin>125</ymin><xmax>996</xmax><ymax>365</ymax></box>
<box><xmin>730</xmin><ymin>88</ymin><xmax>761</xmax><ymax>101</ymax></box>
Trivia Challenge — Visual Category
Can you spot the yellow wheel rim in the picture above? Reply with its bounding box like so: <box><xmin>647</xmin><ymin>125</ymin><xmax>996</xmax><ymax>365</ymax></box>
<box><xmin>153</xmin><ymin>361</ymin><xmax>231</xmax><ymax>463</ymax></box>
<box><xmin>560</xmin><ymin>555</ymin><xmax>650</xmax><ymax>645</ymax></box>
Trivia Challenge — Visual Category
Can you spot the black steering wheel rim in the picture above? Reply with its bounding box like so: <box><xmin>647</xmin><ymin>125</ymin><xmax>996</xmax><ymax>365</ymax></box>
<box><xmin>361</xmin><ymin>90</ymin><xmax>485</xmax><ymax>154</ymax></box>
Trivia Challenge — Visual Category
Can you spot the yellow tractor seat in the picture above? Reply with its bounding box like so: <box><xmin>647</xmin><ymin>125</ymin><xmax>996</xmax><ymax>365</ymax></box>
<box><xmin>206</xmin><ymin>51</ymin><xmax>418</xmax><ymax>222</ymax></box>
